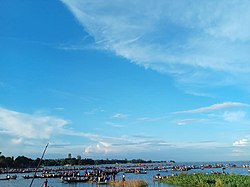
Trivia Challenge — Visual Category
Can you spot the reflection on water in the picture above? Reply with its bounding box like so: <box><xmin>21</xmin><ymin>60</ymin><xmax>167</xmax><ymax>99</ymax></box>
<box><xmin>1</xmin><ymin>161</ymin><xmax>250</xmax><ymax>187</ymax></box>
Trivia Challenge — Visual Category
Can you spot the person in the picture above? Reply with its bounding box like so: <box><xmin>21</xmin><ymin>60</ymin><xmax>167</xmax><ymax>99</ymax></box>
<box><xmin>122</xmin><ymin>173</ymin><xmax>125</xmax><ymax>181</ymax></box>
<box><xmin>43</xmin><ymin>179</ymin><xmax>48</xmax><ymax>187</ymax></box>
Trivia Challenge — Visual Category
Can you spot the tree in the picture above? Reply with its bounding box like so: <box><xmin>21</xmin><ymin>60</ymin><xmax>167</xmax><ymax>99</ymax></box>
<box><xmin>68</xmin><ymin>153</ymin><xmax>72</xmax><ymax>159</ymax></box>
<box><xmin>14</xmin><ymin>156</ymin><xmax>34</xmax><ymax>168</ymax></box>
<box><xmin>0</xmin><ymin>155</ymin><xmax>6</xmax><ymax>168</ymax></box>
<box><xmin>5</xmin><ymin>157</ymin><xmax>14</xmax><ymax>168</ymax></box>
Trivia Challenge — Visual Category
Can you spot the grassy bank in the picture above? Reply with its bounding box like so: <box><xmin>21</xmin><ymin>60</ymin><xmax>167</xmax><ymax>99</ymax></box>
<box><xmin>109</xmin><ymin>180</ymin><xmax>148</xmax><ymax>187</ymax></box>
<box><xmin>162</xmin><ymin>173</ymin><xmax>250</xmax><ymax>187</ymax></box>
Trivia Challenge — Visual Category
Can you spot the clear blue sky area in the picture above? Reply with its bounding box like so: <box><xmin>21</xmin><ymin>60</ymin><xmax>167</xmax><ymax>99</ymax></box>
<box><xmin>1</xmin><ymin>0</ymin><xmax>250</xmax><ymax>162</ymax></box>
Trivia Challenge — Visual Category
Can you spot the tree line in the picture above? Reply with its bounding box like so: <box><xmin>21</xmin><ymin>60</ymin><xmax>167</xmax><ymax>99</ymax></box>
<box><xmin>0</xmin><ymin>153</ymin><xmax>165</xmax><ymax>169</ymax></box>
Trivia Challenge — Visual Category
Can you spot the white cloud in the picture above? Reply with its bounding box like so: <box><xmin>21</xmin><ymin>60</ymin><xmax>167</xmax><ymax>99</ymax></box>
<box><xmin>223</xmin><ymin>111</ymin><xmax>246</xmax><ymax>122</ymax></box>
<box><xmin>175</xmin><ymin>118</ymin><xmax>204</xmax><ymax>125</ymax></box>
<box><xmin>61</xmin><ymin>0</ymin><xmax>250</xmax><ymax>93</ymax></box>
<box><xmin>81</xmin><ymin>133</ymin><xmax>174</xmax><ymax>156</ymax></box>
<box><xmin>0</xmin><ymin>107</ymin><xmax>69</xmax><ymax>139</ymax></box>
<box><xmin>233</xmin><ymin>139</ymin><xmax>248</xmax><ymax>147</ymax></box>
<box><xmin>84</xmin><ymin>141</ymin><xmax>115</xmax><ymax>155</ymax></box>
<box><xmin>112</xmin><ymin>113</ymin><xmax>128</xmax><ymax>119</ymax></box>
<box><xmin>84</xmin><ymin>146</ymin><xmax>93</xmax><ymax>154</ymax></box>
<box><xmin>174</xmin><ymin>102</ymin><xmax>249</xmax><ymax>114</ymax></box>
<box><xmin>11</xmin><ymin>137</ymin><xmax>23</xmax><ymax>145</ymax></box>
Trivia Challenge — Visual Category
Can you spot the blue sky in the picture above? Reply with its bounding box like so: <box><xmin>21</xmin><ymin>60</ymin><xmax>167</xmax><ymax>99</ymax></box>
<box><xmin>1</xmin><ymin>0</ymin><xmax>250</xmax><ymax>162</ymax></box>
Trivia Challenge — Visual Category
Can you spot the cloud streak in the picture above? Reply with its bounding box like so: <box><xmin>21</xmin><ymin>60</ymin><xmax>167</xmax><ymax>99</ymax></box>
<box><xmin>112</xmin><ymin>113</ymin><xmax>128</xmax><ymax>119</ymax></box>
<box><xmin>174</xmin><ymin>102</ymin><xmax>249</xmax><ymax>114</ymax></box>
<box><xmin>61</xmin><ymin>0</ymin><xmax>250</xmax><ymax>93</ymax></box>
<box><xmin>233</xmin><ymin>139</ymin><xmax>248</xmax><ymax>147</ymax></box>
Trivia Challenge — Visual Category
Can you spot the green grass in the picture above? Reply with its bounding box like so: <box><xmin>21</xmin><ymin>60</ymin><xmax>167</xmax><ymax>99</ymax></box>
<box><xmin>162</xmin><ymin>173</ymin><xmax>250</xmax><ymax>187</ymax></box>
<box><xmin>109</xmin><ymin>180</ymin><xmax>148</xmax><ymax>187</ymax></box>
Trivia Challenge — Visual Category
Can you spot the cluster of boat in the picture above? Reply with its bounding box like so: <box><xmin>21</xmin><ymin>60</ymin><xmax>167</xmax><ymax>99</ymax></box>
<box><xmin>23</xmin><ymin>170</ymin><xmax>79</xmax><ymax>179</ymax></box>
<box><xmin>0</xmin><ymin>174</ymin><xmax>17</xmax><ymax>180</ymax></box>
<box><xmin>61</xmin><ymin>169</ymin><xmax>118</xmax><ymax>184</ymax></box>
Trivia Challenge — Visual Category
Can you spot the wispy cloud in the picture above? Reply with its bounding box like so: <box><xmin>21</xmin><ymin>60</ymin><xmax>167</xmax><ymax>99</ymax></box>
<box><xmin>233</xmin><ymin>139</ymin><xmax>248</xmax><ymax>147</ymax></box>
<box><xmin>11</xmin><ymin>137</ymin><xmax>23</xmax><ymax>145</ymax></box>
<box><xmin>75</xmin><ymin>132</ymin><xmax>175</xmax><ymax>156</ymax></box>
<box><xmin>54</xmin><ymin>107</ymin><xmax>64</xmax><ymax>111</ymax></box>
<box><xmin>112</xmin><ymin>113</ymin><xmax>128</xmax><ymax>119</ymax></box>
<box><xmin>223</xmin><ymin>111</ymin><xmax>246</xmax><ymax>122</ymax></box>
<box><xmin>105</xmin><ymin>121</ymin><xmax>124</xmax><ymax>128</ymax></box>
<box><xmin>61</xmin><ymin>0</ymin><xmax>250</xmax><ymax>93</ymax></box>
<box><xmin>0</xmin><ymin>107</ymin><xmax>69</xmax><ymax>140</ymax></box>
<box><xmin>174</xmin><ymin>118</ymin><xmax>205</xmax><ymax>125</ymax></box>
<box><xmin>84</xmin><ymin>107</ymin><xmax>104</xmax><ymax>115</ymax></box>
<box><xmin>173</xmin><ymin>102</ymin><xmax>249</xmax><ymax>114</ymax></box>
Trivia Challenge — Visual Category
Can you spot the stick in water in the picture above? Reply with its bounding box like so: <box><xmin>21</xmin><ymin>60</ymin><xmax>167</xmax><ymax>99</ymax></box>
<box><xmin>29</xmin><ymin>143</ymin><xmax>49</xmax><ymax>187</ymax></box>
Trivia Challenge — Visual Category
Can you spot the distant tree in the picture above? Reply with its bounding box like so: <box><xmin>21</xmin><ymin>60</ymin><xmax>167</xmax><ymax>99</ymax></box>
<box><xmin>33</xmin><ymin>158</ymin><xmax>43</xmax><ymax>167</ymax></box>
<box><xmin>14</xmin><ymin>156</ymin><xmax>34</xmax><ymax>168</ymax></box>
<box><xmin>0</xmin><ymin>155</ymin><xmax>6</xmax><ymax>168</ymax></box>
<box><xmin>77</xmin><ymin>155</ymin><xmax>81</xmax><ymax>165</ymax></box>
<box><xmin>5</xmin><ymin>157</ymin><xmax>14</xmax><ymax>168</ymax></box>
<box><xmin>68</xmin><ymin>153</ymin><xmax>72</xmax><ymax>159</ymax></box>
<box><xmin>77</xmin><ymin>155</ymin><xmax>81</xmax><ymax>160</ymax></box>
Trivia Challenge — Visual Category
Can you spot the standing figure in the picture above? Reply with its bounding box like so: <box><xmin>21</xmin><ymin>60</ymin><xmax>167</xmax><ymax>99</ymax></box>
<box><xmin>43</xmin><ymin>179</ymin><xmax>48</xmax><ymax>187</ymax></box>
<box><xmin>122</xmin><ymin>173</ymin><xmax>125</xmax><ymax>181</ymax></box>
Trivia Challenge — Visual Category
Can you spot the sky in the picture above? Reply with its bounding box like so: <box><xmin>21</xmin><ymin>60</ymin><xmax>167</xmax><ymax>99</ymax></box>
<box><xmin>1</xmin><ymin>0</ymin><xmax>250</xmax><ymax>162</ymax></box>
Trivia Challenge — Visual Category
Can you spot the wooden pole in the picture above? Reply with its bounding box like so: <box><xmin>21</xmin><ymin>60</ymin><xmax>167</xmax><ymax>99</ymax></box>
<box><xmin>29</xmin><ymin>143</ymin><xmax>49</xmax><ymax>187</ymax></box>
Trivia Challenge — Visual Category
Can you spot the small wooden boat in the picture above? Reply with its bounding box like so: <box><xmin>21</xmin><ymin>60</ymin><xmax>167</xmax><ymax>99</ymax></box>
<box><xmin>6</xmin><ymin>175</ymin><xmax>17</xmax><ymax>179</ymax></box>
<box><xmin>0</xmin><ymin>175</ymin><xmax>17</xmax><ymax>180</ymax></box>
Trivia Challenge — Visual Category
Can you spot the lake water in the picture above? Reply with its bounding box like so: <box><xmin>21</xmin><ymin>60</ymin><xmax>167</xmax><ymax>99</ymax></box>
<box><xmin>1</xmin><ymin>161</ymin><xmax>250</xmax><ymax>187</ymax></box>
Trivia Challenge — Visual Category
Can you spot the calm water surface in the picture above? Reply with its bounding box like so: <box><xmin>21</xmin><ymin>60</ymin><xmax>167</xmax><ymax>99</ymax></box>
<box><xmin>1</xmin><ymin>161</ymin><xmax>250</xmax><ymax>187</ymax></box>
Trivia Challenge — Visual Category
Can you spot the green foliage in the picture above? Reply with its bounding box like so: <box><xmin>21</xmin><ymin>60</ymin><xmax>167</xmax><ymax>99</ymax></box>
<box><xmin>0</xmin><ymin>153</ymin><xmax>155</xmax><ymax>168</ymax></box>
<box><xmin>109</xmin><ymin>180</ymin><xmax>148</xmax><ymax>187</ymax></box>
<box><xmin>162</xmin><ymin>173</ymin><xmax>250</xmax><ymax>187</ymax></box>
<box><xmin>14</xmin><ymin>156</ymin><xmax>34</xmax><ymax>168</ymax></box>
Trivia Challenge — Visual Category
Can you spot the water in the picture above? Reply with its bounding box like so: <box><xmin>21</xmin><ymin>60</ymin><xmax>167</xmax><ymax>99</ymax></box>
<box><xmin>0</xmin><ymin>170</ymin><xmax>173</xmax><ymax>187</ymax></box>
<box><xmin>1</xmin><ymin>161</ymin><xmax>250</xmax><ymax>187</ymax></box>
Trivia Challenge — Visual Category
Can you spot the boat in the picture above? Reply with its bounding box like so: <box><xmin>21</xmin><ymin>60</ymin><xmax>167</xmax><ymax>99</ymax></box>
<box><xmin>61</xmin><ymin>176</ymin><xmax>89</xmax><ymax>183</ymax></box>
<box><xmin>158</xmin><ymin>169</ymin><xmax>168</xmax><ymax>172</ymax></box>
<box><xmin>134</xmin><ymin>170</ymin><xmax>147</xmax><ymax>174</ymax></box>
<box><xmin>153</xmin><ymin>174</ymin><xmax>167</xmax><ymax>181</ymax></box>
<box><xmin>6</xmin><ymin>175</ymin><xmax>17</xmax><ymax>179</ymax></box>
<box><xmin>0</xmin><ymin>175</ymin><xmax>17</xmax><ymax>180</ymax></box>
